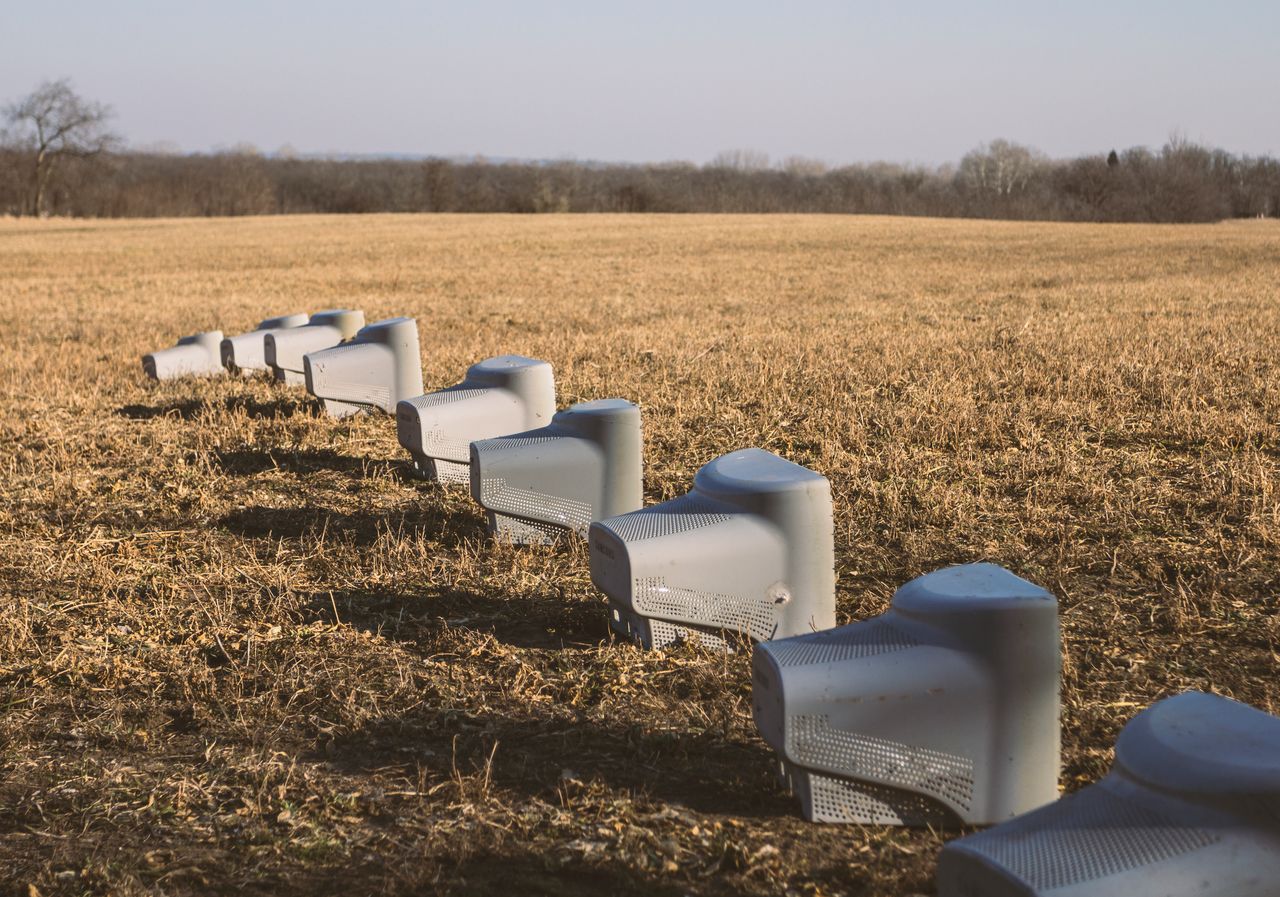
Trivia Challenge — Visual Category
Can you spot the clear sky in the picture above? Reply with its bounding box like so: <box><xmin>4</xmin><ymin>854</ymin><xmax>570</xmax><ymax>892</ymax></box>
<box><xmin>3</xmin><ymin>0</ymin><xmax>1278</xmax><ymax>165</ymax></box>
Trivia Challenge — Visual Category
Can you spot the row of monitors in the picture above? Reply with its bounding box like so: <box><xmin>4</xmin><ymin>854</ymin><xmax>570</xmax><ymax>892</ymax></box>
<box><xmin>142</xmin><ymin>312</ymin><xmax>1280</xmax><ymax>896</ymax></box>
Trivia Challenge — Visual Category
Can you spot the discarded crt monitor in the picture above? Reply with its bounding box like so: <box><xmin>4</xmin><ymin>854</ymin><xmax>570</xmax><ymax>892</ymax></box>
<box><xmin>220</xmin><ymin>313</ymin><xmax>309</xmax><ymax>375</ymax></box>
<box><xmin>264</xmin><ymin>309</ymin><xmax>365</xmax><ymax>386</ymax></box>
<box><xmin>396</xmin><ymin>355</ymin><xmax>556</xmax><ymax>484</ymax></box>
<box><xmin>936</xmin><ymin>690</ymin><xmax>1280</xmax><ymax>897</ymax></box>
<box><xmin>469</xmin><ymin>398</ymin><xmax>643</xmax><ymax>544</ymax></box>
<box><xmin>752</xmin><ymin>563</ymin><xmax>1060</xmax><ymax>825</ymax></box>
<box><xmin>589</xmin><ymin>448</ymin><xmax>835</xmax><ymax>650</ymax></box>
<box><xmin>303</xmin><ymin>317</ymin><xmax>424</xmax><ymax>417</ymax></box>
<box><xmin>142</xmin><ymin>331</ymin><xmax>225</xmax><ymax>380</ymax></box>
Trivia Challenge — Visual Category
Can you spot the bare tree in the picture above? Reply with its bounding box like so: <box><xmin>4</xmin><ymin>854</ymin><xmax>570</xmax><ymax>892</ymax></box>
<box><xmin>709</xmin><ymin>149</ymin><xmax>771</xmax><ymax>171</ymax></box>
<box><xmin>3</xmin><ymin>79</ymin><xmax>117</xmax><ymax>215</ymax></box>
<box><xmin>781</xmin><ymin>156</ymin><xmax>828</xmax><ymax>177</ymax></box>
<box><xmin>958</xmin><ymin>139</ymin><xmax>1046</xmax><ymax>197</ymax></box>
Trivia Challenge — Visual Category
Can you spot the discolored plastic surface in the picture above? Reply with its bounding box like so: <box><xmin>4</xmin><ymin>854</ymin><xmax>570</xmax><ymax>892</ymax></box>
<box><xmin>469</xmin><ymin>398</ymin><xmax>643</xmax><ymax>544</ymax></box>
<box><xmin>396</xmin><ymin>355</ymin><xmax>556</xmax><ymax>483</ymax></box>
<box><xmin>752</xmin><ymin>563</ymin><xmax>1061</xmax><ymax>826</ymax></box>
<box><xmin>589</xmin><ymin>448</ymin><xmax>836</xmax><ymax>651</ymax></box>
<box><xmin>303</xmin><ymin>316</ymin><xmax>424</xmax><ymax>417</ymax></box>
<box><xmin>220</xmin><ymin>313</ymin><xmax>309</xmax><ymax>375</ymax></box>
<box><xmin>937</xmin><ymin>691</ymin><xmax>1280</xmax><ymax>896</ymax></box>
<box><xmin>264</xmin><ymin>309</ymin><xmax>365</xmax><ymax>385</ymax></box>
<box><xmin>142</xmin><ymin>331</ymin><xmax>226</xmax><ymax>380</ymax></box>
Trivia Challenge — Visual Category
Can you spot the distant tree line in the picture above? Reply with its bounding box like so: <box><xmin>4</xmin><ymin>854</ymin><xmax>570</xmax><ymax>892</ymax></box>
<box><xmin>3</xmin><ymin>82</ymin><xmax>1278</xmax><ymax>222</ymax></box>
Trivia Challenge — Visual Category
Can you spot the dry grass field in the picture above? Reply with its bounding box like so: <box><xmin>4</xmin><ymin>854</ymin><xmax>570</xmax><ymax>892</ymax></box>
<box><xmin>1</xmin><ymin>213</ymin><xmax>1277</xmax><ymax>896</ymax></box>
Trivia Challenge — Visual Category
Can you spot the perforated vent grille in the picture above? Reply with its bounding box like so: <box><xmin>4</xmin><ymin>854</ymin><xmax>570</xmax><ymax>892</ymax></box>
<box><xmin>422</xmin><ymin>429</ymin><xmax>473</xmax><ymax>459</ymax></box>
<box><xmin>482</xmin><ymin>435</ymin><xmax>563</xmax><ymax>449</ymax></box>
<box><xmin>428</xmin><ymin>458</ymin><xmax>471</xmax><ymax>485</ymax></box>
<box><xmin>788</xmin><ymin>715</ymin><xmax>974</xmax><ymax>811</ymax></box>
<box><xmin>633</xmin><ymin>576</ymin><xmax>778</xmax><ymax>642</ymax></box>
<box><xmin>490</xmin><ymin>512</ymin><xmax>564</xmax><ymax>546</ymax></box>
<box><xmin>480</xmin><ymin>477</ymin><xmax>593</xmax><ymax>536</ymax></box>
<box><xmin>600</xmin><ymin>494</ymin><xmax>733</xmax><ymax>542</ymax></box>
<box><xmin>768</xmin><ymin>621</ymin><xmax>917</xmax><ymax>667</ymax></box>
<box><xmin>798</xmin><ymin>767</ymin><xmax>957</xmax><ymax>825</ymax></box>
<box><xmin>408</xmin><ymin>387</ymin><xmax>490</xmax><ymax>458</ymax></box>
<box><xmin>610</xmin><ymin>602</ymin><xmax>730</xmax><ymax>651</ymax></box>
<box><xmin>415</xmin><ymin>387</ymin><xmax>490</xmax><ymax>407</ymax></box>
<box><xmin>649</xmin><ymin>619</ymin><xmax>730</xmax><ymax>651</ymax></box>
<box><xmin>955</xmin><ymin>785</ymin><xmax>1219</xmax><ymax>890</ymax></box>
<box><xmin>311</xmin><ymin>342</ymin><xmax>366</xmax><ymax>358</ymax></box>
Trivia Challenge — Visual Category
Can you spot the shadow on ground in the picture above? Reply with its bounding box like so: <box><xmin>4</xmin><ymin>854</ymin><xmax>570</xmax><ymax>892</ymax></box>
<box><xmin>289</xmin><ymin>584</ymin><xmax>787</xmax><ymax>818</ymax></box>
<box><xmin>296</xmin><ymin>583</ymin><xmax>610</xmax><ymax>650</ymax></box>
<box><xmin>228</xmin><ymin>847</ymin><xmax>699</xmax><ymax>897</ymax></box>
<box><xmin>219</xmin><ymin>501</ymin><xmax>485</xmax><ymax>546</ymax></box>
<box><xmin>117</xmin><ymin>392</ymin><xmax>319</xmax><ymax>421</ymax></box>
<box><xmin>319</xmin><ymin>702</ymin><xmax>793</xmax><ymax>821</ymax></box>
<box><xmin>425</xmin><ymin>850</ymin><xmax>695</xmax><ymax>897</ymax></box>
<box><xmin>117</xmin><ymin>398</ymin><xmax>207</xmax><ymax>420</ymax></box>
<box><xmin>214</xmin><ymin>447</ymin><xmax>413</xmax><ymax>480</ymax></box>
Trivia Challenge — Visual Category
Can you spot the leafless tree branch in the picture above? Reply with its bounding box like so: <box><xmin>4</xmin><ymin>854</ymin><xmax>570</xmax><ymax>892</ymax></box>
<box><xmin>3</xmin><ymin>78</ymin><xmax>118</xmax><ymax>215</ymax></box>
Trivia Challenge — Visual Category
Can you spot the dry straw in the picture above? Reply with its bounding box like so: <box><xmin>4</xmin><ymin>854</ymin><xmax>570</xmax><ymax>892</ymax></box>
<box><xmin>0</xmin><ymin>213</ymin><xmax>1277</xmax><ymax>895</ymax></box>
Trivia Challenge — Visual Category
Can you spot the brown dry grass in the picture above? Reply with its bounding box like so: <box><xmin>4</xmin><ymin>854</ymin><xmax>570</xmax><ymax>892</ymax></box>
<box><xmin>0</xmin><ymin>213</ymin><xmax>1277</xmax><ymax>896</ymax></box>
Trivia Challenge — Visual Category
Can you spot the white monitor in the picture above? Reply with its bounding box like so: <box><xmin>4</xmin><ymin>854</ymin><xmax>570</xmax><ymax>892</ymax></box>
<box><xmin>264</xmin><ymin>309</ymin><xmax>365</xmax><ymax>386</ymax></box>
<box><xmin>303</xmin><ymin>316</ymin><xmax>424</xmax><ymax>417</ymax></box>
<box><xmin>589</xmin><ymin>448</ymin><xmax>836</xmax><ymax>650</ymax></box>
<box><xmin>142</xmin><ymin>331</ymin><xmax>225</xmax><ymax>380</ymax></box>
<box><xmin>470</xmin><ymin>398</ymin><xmax>643</xmax><ymax>543</ymax></box>
<box><xmin>396</xmin><ymin>355</ymin><xmax>556</xmax><ymax>484</ymax></box>
<box><xmin>752</xmin><ymin>563</ymin><xmax>1061</xmax><ymax>825</ymax></box>
<box><xmin>937</xmin><ymin>690</ymin><xmax>1280</xmax><ymax>896</ymax></box>
<box><xmin>220</xmin><ymin>313</ymin><xmax>309</xmax><ymax>376</ymax></box>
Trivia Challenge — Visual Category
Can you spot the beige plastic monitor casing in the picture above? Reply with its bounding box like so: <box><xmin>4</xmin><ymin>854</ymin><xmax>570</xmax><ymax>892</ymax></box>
<box><xmin>590</xmin><ymin>448</ymin><xmax>836</xmax><ymax>651</ymax></box>
<box><xmin>396</xmin><ymin>355</ymin><xmax>556</xmax><ymax>484</ymax></box>
<box><xmin>752</xmin><ymin>563</ymin><xmax>1061</xmax><ymax>826</ymax></box>
<box><xmin>264</xmin><ymin>309</ymin><xmax>365</xmax><ymax>386</ymax></box>
<box><xmin>469</xmin><ymin>398</ymin><xmax>643</xmax><ymax>543</ymax></box>
<box><xmin>143</xmin><ymin>331</ymin><xmax>226</xmax><ymax>380</ymax></box>
<box><xmin>303</xmin><ymin>316</ymin><xmax>424</xmax><ymax>417</ymax></box>
<box><xmin>937</xmin><ymin>691</ymin><xmax>1280</xmax><ymax>896</ymax></box>
<box><xmin>220</xmin><ymin>313</ymin><xmax>309</xmax><ymax>375</ymax></box>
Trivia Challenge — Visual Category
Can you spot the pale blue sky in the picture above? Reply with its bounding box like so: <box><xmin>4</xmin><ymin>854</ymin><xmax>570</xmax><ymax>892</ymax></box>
<box><xmin>3</xmin><ymin>1</ymin><xmax>1277</xmax><ymax>164</ymax></box>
